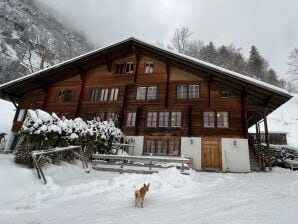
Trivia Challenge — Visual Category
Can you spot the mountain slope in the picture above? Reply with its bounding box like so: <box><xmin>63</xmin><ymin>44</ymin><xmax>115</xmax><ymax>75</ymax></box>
<box><xmin>0</xmin><ymin>0</ymin><xmax>93</xmax><ymax>84</ymax></box>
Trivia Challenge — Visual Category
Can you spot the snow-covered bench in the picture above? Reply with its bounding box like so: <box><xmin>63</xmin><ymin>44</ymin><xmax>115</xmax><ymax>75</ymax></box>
<box><xmin>31</xmin><ymin>146</ymin><xmax>89</xmax><ymax>184</ymax></box>
<box><xmin>92</xmin><ymin>154</ymin><xmax>189</xmax><ymax>174</ymax></box>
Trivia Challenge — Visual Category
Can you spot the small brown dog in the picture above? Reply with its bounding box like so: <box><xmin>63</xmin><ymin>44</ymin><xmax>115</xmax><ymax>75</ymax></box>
<box><xmin>135</xmin><ymin>183</ymin><xmax>150</xmax><ymax>208</ymax></box>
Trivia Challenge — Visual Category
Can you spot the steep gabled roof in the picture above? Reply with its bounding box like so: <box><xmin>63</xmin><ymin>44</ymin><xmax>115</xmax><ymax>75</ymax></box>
<box><xmin>0</xmin><ymin>37</ymin><xmax>292</xmax><ymax>121</ymax></box>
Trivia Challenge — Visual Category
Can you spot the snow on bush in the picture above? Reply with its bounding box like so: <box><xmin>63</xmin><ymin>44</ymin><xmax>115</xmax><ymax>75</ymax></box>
<box><xmin>15</xmin><ymin>109</ymin><xmax>123</xmax><ymax>166</ymax></box>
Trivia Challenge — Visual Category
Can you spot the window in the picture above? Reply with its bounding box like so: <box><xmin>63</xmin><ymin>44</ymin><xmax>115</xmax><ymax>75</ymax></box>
<box><xmin>90</xmin><ymin>89</ymin><xmax>100</xmax><ymax>101</ymax></box>
<box><xmin>100</xmin><ymin>89</ymin><xmax>109</xmax><ymax>101</ymax></box>
<box><xmin>125</xmin><ymin>62</ymin><xmax>134</xmax><ymax>74</ymax></box>
<box><xmin>220</xmin><ymin>91</ymin><xmax>230</xmax><ymax>98</ymax></box>
<box><xmin>157</xmin><ymin>140</ymin><xmax>167</xmax><ymax>155</ymax></box>
<box><xmin>189</xmin><ymin>84</ymin><xmax>199</xmax><ymax>99</ymax></box>
<box><xmin>145</xmin><ymin>140</ymin><xmax>155</xmax><ymax>154</ymax></box>
<box><xmin>110</xmin><ymin>88</ymin><xmax>119</xmax><ymax>101</ymax></box>
<box><xmin>176</xmin><ymin>85</ymin><xmax>188</xmax><ymax>99</ymax></box>
<box><xmin>171</xmin><ymin>112</ymin><xmax>182</xmax><ymax>127</ymax></box>
<box><xmin>168</xmin><ymin>139</ymin><xmax>180</xmax><ymax>156</ymax></box>
<box><xmin>136</xmin><ymin>87</ymin><xmax>147</xmax><ymax>100</ymax></box>
<box><xmin>144</xmin><ymin>137</ymin><xmax>180</xmax><ymax>156</ymax></box>
<box><xmin>159</xmin><ymin>112</ymin><xmax>169</xmax><ymax>127</ymax></box>
<box><xmin>147</xmin><ymin>112</ymin><xmax>157</xmax><ymax>127</ymax></box>
<box><xmin>107</xmin><ymin>112</ymin><xmax>118</xmax><ymax>120</ymax></box>
<box><xmin>57</xmin><ymin>90</ymin><xmax>74</xmax><ymax>102</ymax></box>
<box><xmin>115</xmin><ymin>63</ymin><xmax>124</xmax><ymax>74</ymax></box>
<box><xmin>204</xmin><ymin>112</ymin><xmax>215</xmax><ymax>128</ymax></box>
<box><xmin>145</xmin><ymin>62</ymin><xmax>154</xmax><ymax>74</ymax></box>
<box><xmin>147</xmin><ymin>86</ymin><xmax>157</xmax><ymax>100</ymax></box>
<box><xmin>126</xmin><ymin>112</ymin><xmax>136</xmax><ymax>127</ymax></box>
<box><xmin>17</xmin><ymin>109</ymin><xmax>26</xmax><ymax>122</ymax></box>
<box><xmin>217</xmin><ymin>112</ymin><xmax>229</xmax><ymax>128</ymax></box>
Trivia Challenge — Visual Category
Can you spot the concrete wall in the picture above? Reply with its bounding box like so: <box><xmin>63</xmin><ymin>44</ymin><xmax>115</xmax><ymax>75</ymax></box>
<box><xmin>4</xmin><ymin>132</ymin><xmax>15</xmax><ymax>151</ymax></box>
<box><xmin>221</xmin><ymin>138</ymin><xmax>250</xmax><ymax>172</ymax></box>
<box><xmin>126</xmin><ymin>136</ymin><xmax>144</xmax><ymax>156</ymax></box>
<box><xmin>181</xmin><ymin>137</ymin><xmax>201</xmax><ymax>170</ymax></box>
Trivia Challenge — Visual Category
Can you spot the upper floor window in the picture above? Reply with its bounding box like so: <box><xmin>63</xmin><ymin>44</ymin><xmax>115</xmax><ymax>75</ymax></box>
<box><xmin>115</xmin><ymin>62</ymin><xmax>134</xmax><ymax>74</ymax></box>
<box><xmin>100</xmin><ymin>89</ymin><xmax>109</xmax><ymax>101</ymax></box>
<box><xmin>217</xmin><ymin>112</ymin><xmax>229</xmax><ymax>128</ymax></box>
<box><xmin>176</xmin><ymin>84</ymin><xmax>200</xmax><ymax>99</ymax></box>
<box><xmin>125</xmin><ymin>62</ymin><xmax>134</xmax><ymax>74</ymax></box>
<box><xmin>136</xmin><ymin>86</ymin><xmax>157</xmax><ymax>100</ymax></box>
<box><xmin>159</xmin><ymin>112</ymin><xmax>169</xmax><ymax>127</ymax></box>
<box><xmin>110</xmin><ymin>88</ymin><xmax>119</xmax><ymax>101</ymax></box>
<box><xmin>115</xmin><ymin>63</ymin><xmax>125</xmax><ymax>74</ymax></box>
<box><xmin>126</xmin><ymin>112</ymin><xmax>136</xmax><ymax>127</ymax></box>
<box><xmin>204</xmin><ymin>112</ymin><xmax>215</xmax><ymax>128</ymax></box>
<box><xmin>220</xmin><ymin>91</ymin><xmax>230</xmax><ymax>98</ymax></box>
<box><xmin>147</xmin><ymin>86</ymin><xmax>157</xmax><ymax>100</ymax></box>
<box><xmin>176</xmin><ymin>85</ymin><xmax>188</xmax><ymax>99</ymax></box>
<box><xmin>171</xmin><ymin>112</ymin><xmax>182</xmax><ymax>127</ymax></box>
<box><xmin>90</xmin><ymin>89</ymin><xmax>100</xmax><ymax>101</ymax></box>
<box><xmin>147</xmin><ymin>112</ymin><xmax>157</xmax><ymax>127</ymax></box>
<box><xmin>17</xmin><ymin>109</ymin><xmax>26</xmax><ymax>122</ymax></box>
<box><xmin>189</xmin><ymin>84</ymin><xmax>200</xmax><ymax>98</ymax></box>
<box><xmin>145</xmin><ymin>62</ymin><xmax>154</xmax><ymax>74</ymax></box>
<box><xmin>57</xmin><ymin>90</ymin><xmax>74</xmax><ymax>102</ymax></box>
<box><xmin>136</xmin><ymin>87</ymin><xmax>147</xmax><ymax>100</ymax></box>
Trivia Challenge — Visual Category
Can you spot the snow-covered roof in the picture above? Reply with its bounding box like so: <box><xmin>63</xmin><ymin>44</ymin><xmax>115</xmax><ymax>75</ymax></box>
<box><xmin>0</xmin><ymin>37</ymin><xmax>292</xmax><ymax>99</ymax></box>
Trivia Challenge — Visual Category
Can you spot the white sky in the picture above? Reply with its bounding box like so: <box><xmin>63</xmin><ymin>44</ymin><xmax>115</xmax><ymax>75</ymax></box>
<box><xmin>35</xmin><ymin>0</ymin><xmax>298</xmax><ymax>79</ymax></box>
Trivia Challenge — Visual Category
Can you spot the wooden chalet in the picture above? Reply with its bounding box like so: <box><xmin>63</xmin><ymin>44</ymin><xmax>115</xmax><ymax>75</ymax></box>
<box><xmin>0</xmin><ymin>37</ymin><xmax>292</xmax><ymax>172</ymax></box>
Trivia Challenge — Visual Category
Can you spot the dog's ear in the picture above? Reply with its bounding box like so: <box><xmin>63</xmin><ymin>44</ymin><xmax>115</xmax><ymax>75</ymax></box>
<box><xmin>143</xmin><ymin>183</ymin><xmax>146</xmax><ymax>187</ymax></box>
<box><xmin>147</xmin><ymin>183</ymin><xmax>150</xmax><ymax>188</ymax></box>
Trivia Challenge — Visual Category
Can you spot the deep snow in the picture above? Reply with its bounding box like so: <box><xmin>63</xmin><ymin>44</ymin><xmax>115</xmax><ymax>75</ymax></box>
<box><xmin>1</xmin><ymin>154</ymin><xmax>298</xmax><ymax>224</ymax></box>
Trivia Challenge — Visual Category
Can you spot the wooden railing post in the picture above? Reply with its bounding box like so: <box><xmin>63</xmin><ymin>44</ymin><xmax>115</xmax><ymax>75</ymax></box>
<box><xmin>263</xmin><ymin>111</ymin><xmax>272</xmax><ymax>171</ymax></box>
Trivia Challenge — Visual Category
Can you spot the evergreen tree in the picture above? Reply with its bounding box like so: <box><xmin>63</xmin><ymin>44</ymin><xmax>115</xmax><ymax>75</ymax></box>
<box><xmin>248</xmin><ymin>46</ymin><xmax>265</xmax><ymax>79</ymax></box>
<box><xmin>199</xmin><ymin>42</ymin><xmax>218</xmax><ymax>64</ymax></box>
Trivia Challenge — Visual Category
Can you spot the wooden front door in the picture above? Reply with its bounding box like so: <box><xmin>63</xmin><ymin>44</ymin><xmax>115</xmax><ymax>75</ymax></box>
<box><xmin>201</xmin><ymin>137</ymin><xmax>222</xmax><ymax>171</ymax></box>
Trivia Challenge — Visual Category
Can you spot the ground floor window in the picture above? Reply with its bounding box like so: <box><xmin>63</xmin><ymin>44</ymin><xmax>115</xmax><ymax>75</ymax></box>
<box><xmin>144</xmin><ymin>136</ymin><xmax>180</xmax><ymax>156</ymax></box>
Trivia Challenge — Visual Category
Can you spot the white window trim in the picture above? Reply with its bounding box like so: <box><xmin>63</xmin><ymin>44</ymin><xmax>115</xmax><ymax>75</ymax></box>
<box><xmin>136</xmin><ymin>87</ymin><xmax>147</xmax><ymax>100</ymax></box>
<box><xmin>17</xmin><ymin>109</ymin><xmax>26</xmax><ymax>122</ymax></box>
<box><xmin>147</xmin><ymin>86</ymin><xmax>157</xmax><ymax>100</ymax></box>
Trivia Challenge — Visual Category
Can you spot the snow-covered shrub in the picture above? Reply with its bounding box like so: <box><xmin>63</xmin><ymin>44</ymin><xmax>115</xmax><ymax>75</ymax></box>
<box><xmin>15</xmin><ymin>109</ymin><xmax>123</xmax><ymax>166</ymax></box>
<box><xmin>258</xmin><ymin>144</ymin><xmax>296</xmax><ymax>168</ymax></box>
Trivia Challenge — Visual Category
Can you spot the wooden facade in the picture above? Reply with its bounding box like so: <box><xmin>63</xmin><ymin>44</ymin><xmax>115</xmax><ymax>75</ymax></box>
<box><xmin>0</xmin><ymin>38</ymin><xmax>292</xmax><ymax>170</ymax></box>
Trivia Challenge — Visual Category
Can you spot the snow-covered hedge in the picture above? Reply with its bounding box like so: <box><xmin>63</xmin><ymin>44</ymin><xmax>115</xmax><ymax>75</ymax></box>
<box><xmin>15</xmin><ymin>109</ymin><xmax>123</xmax><ymax>166</ymax></box>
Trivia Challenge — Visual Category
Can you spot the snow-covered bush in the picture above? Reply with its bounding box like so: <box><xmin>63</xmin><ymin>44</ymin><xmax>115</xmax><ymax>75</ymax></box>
<box><xmin>15</xmin><ymin>109</ymin><xmax>123</xmax><ymax>166</ymax></box>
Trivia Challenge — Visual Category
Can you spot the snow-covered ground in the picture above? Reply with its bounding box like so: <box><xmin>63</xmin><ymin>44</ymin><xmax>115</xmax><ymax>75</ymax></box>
<box><xmin>249</xmin><ymin>94</ymin><xmax>298</xmax><ymax>147</ymax></box>
<box><xmin>1</xmin><ymin>154</ymin><xmax>298</xmax><ymax>224</ymax></box>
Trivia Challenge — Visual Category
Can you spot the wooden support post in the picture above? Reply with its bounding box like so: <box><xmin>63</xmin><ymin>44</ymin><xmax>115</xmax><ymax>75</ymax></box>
<box><xmin>132</xmin><ymin>45</ymin><xmax>140</xmax><ymax>84</ymax></box>
<box><xmin>242</xmin><ymin>88</ymin><xmax>248</xmax><ymax>138</ymax></box>
<box><xmin>263</xmin><ymin>111</ymin><xmax>272</xmax><ymax>171</ymax></box>
<box><xmin>42</xmin><ymin>88</ymin><xmax>50</xmax><ymax>111</ymax></box>
<box><xmin>120</xmin><ymin>85</ymin><xmax>128</xmax><ymax>129</ymax></box>
<box><xmin>188</xmin><ymin>106</ymin><xmax>192</xmax><ymax>136</ymax></box>
<box><xmin>208</xmin><ymin>77</ymin><xmax>212</xmax><ymax>108</ymax></box>
<box><xmin>165</xmin><ymin>62</ymin><xmax>170</xmax><ymax>108</ymax></box>
<box><xmin>75</xmin><ymin>72</ymin><xmax>87</xmax><ymax>117</ymax></box>
<box><xmin>135</xmin><ymin>107</ymin><xmax>141</xmax><ymax>136</ymax></box>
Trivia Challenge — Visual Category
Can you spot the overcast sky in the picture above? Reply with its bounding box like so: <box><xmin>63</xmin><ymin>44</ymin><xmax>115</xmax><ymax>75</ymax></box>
<box><xmin>35</xmin><ymin>0</ymin><xmax>298</xmax><ymax>78</ymax></box>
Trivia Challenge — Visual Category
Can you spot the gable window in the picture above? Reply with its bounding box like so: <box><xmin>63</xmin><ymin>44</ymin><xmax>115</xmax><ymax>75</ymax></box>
<box><xmin>147</xmin><ymin>112</ymin><xmax>157</xmax><ymax>127</ymax></box>
<box><xmin>176</xmin><ymin>85</ymin><xmax>188</xmax><ymax>99</ymax></box>
<box><xmin>147</xmin><ymin>86</ymin><xmax>157</xmax><ymax>100</ymax></box>
<box><xmin>126</xmin><ymin>112</ymin><xmax>136</xmax><ymax>127</ymax></box>
<box><xmin>220</xmin><ymin>91</ymin><xmax>230</xmax><ymax>98</ymax></box>
<box><xmin>159</xmin><ymin>112</ymin><xmax>169</xmax><ymax>127</ymax></box>
<box><xmin>145</xmin><ymin>62</ymin><xmax>154</xmax><ymax>74</ymax></box>
<box><xmin>125</xmin><ymin>62</ymin><xmax>134</xmax><ymax>74</ymax></box>
<box><xmin>136</xmin><ymin>87</ymin><xmax>147</xmax><ymax>100</ymax></box>
<box><xmin>110</xmin><ymin>88</ymin><xmax>119</xmax><ymax>101</ymax></box>
<box><xmin>57</xmin><ymin>90</ymin><xmax>74</xmax><ymax>102</ymax></box>
<box><xmin>204</xmin><ymin>112</ymin><xmax>215</xmax><ymax>128</ymax></box>
<box><xmin>17</xmin><ymin>109</ymin><xmax>26</xmax><ymax>122</ymax></box>
<box><xmin>217</xmin><ymin>112</ymin><xmax>229</xmax><ymax>128</ymax></box>
<box><xmin>171</xmin><ymin>112</ymin><xmax>182</xmax><ymax>127</ymax></box>
<box><xmin>90</xmin><ymin>89</ymin><xmax>100</xmax><ymax>101</ymax></box>
<box><xmin>115</xmin><ymin>63</ymin><xmax>124</xmax><ymax>74</ymax></box>
<box><xmin>189</xmin><ymin>84</ymin><xmax>200</xmax><ymax>99</ymax></box>
<box><xmin>100</xmin><ymin>89</ymin><xmax>109</xmax><ymax>101</ymax></box>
